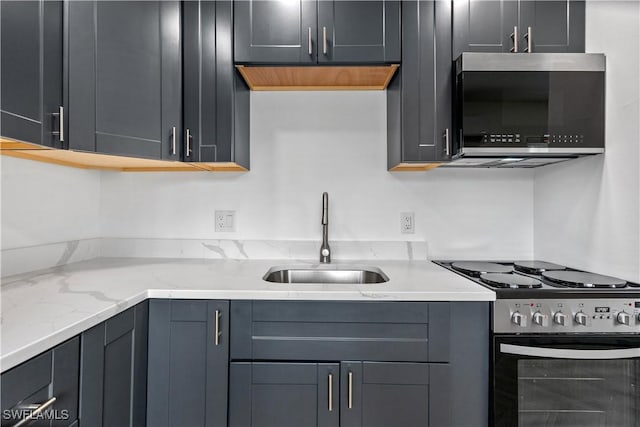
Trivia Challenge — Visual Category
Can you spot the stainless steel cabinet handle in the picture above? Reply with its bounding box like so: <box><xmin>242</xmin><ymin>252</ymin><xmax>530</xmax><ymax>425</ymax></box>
<box><xmin>308</xmin><ymin>27</ymin><xmax>312</xmax><ymax>55</ymax></box>
<box><xmin>500</xmin><ymin>343</ymin><xmax>640</xmax><ymax>359</ymax></box>
<box><xmin>171</xmin><ymin>126</ymin><xmax>177</xmax><ymax>155</ymax></box>
<box><xmin>214</xmin><ymin>309</ymin><xmax>221</xmax><ymax>345</ymax></box>
<box><xmin>510</xmin><ymin>26</ymin><xmax>518</xmax><ymax>53</ymax></box>
<box><xmin>443</xmin><ymin>128</ymin><xmax>450</xmax><ymax>156</ymax></box>
<box><xmin>328</xmin><ymin>373</ymin><xmax>334</xmax><ymax>411</ymax></box>
<box><xmin>185</xmin><ymin>129</ymin><xmax>192</xmax><ymax>157</ymax></box>
<box><xmin>323</xmin><ymin>26</ymin><xmax>327</xmax><ymax>55</ymax></box>
<box><xmin>348</xmin><ymin>371</ymin><xmax>353</xmax><ymax>409</ymax></box>
<box><xmin>523</xmin><ymin>26</ymin><xmax>532</xmax><ymax>53</ymax></box>
<box><xmin>52</xmin><ymin>106</ymin><xmax>64</xmax><ymax>144</ymax></box>
<box><xmin>58</xmin><ymin>106</ymin><xmax>64</xmax><ymax>143</ymax></box>
<box><xmin>13</xmin><ymin>396</ymin><xmax>57</xmax><ymax>427</ymax></box>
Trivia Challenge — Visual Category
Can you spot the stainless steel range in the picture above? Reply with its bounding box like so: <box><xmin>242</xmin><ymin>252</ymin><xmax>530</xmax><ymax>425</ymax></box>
<box><xmin>435</xmin><ymin>260</ymin><xmax>640</xmax><ymax>427</ymax></box>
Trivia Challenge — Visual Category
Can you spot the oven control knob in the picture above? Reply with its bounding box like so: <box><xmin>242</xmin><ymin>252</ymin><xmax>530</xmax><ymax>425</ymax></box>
<box><xmin>574</xmin><ymin>312</ymin><xmax>588</xmax><ymax>326</ymax></box>
<box><xmin>617</xmin><ymin>311</ymin><xmax>631</xmax><ymax>325</ymax></box>
<box><xmin>511</xmin><ymin>311</ymin><xmax>526</xmax><ymax>327</ymax></box>
<box><xmin>553</xmin><ymin>312</ymin><xmax>567</xmax><ymax>326</ymax></box>
<box><xmin>532</xmin><ymin>311</ymin><xmax>545</xmax><ymax>326</ymax></box>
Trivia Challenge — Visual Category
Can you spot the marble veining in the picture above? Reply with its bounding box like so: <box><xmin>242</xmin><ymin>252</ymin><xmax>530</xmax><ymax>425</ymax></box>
<box><xmin>0</xmin><ymin>256</ymin><xmax>493</xmax><ymax>372</ymax></box>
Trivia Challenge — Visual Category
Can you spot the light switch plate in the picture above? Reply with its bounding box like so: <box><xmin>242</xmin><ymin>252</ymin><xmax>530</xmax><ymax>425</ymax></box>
<box><xmin>215</xmin><ymin>210</ymin><xmax>236</xmax><ymax>232</ymax></box>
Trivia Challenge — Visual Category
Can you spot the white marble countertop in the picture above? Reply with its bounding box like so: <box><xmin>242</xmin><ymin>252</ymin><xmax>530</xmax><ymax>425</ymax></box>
<box><xmin>0</xmin><ymin>257</ymin><xmax>494</xmax><ymax>372</ymax></box>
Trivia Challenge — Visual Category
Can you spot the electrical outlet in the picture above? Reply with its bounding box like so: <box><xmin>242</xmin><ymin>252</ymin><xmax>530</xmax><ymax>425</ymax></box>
<box><xmin>401</xmin><ymin>212</ymin><xmax>414</xmax><ymax>234</ymax></box>
<box><xmin>215</xmin><ymin>210</ymin><xmax>236</xmax><ymax>232</ymax></box>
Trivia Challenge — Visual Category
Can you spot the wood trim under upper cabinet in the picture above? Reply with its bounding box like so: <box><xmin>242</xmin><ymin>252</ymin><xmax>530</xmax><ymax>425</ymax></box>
<box><xmin>236</xmin><ymin>65</ymin><xmax>400</xmax><ymax>91</ymax></box>
<box><xmin>1</xmin><ymin>145</ymin><xmax>247</xmax><ymax>172</ymax></box>
<box><xmin>389</xmin><ymin>163</ymin><xmax>443</xmax><ymax>172</ymax></box>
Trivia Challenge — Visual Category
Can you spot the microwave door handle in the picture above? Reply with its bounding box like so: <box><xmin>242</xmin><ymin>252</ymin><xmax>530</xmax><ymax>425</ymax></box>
<box><xmin>500</xmin><ymin>344</ymin><xmax>640</xmax><ymax>360</ymax></box>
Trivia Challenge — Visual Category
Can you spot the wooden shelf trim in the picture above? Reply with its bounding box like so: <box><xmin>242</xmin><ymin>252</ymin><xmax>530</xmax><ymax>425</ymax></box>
<box><xmin>389</xmin><ymin>163</ymin><xmax>443</xmax><ymax>172</ymax></box>
<box><xmin>236</xmin><ymin>64</ymin><xmax>399</xmax><ymax>91</ymax></box>
<box><xmin>0</xmin><ymin>139</ymin><xmax>246</xmax><ymax>172</ymax></box>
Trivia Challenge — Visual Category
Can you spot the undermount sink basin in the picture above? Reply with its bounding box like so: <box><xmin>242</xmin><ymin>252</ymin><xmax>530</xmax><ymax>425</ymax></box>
<box><xmin>263</xmin><ymin>265</ymin><xmax>389</xmax><ymax>284</ymax></box>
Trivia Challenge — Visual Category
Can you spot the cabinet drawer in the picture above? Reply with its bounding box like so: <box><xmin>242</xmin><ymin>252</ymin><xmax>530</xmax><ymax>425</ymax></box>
<box><xmin>1</xmin><ymin>337</ymin><xmax>80</xmax><ymax>427</ymax></box>
<box><xmin>231</xmin><ymin>301</ymin><xmax>450</xmax><ymax>362</ymax></box>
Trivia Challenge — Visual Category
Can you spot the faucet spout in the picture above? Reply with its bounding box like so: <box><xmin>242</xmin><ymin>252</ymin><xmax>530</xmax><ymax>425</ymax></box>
<box><xmin>320</xmin><ymin>192</ymin><xmax>331</xmax><ymax>263</ymax></box>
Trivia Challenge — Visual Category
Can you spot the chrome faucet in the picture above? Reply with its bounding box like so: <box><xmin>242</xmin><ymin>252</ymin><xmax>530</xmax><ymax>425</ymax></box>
<box><xmin>320</xmin><ymin>192</ymin><xmax>331</xmax><ymax>263</ymax></box>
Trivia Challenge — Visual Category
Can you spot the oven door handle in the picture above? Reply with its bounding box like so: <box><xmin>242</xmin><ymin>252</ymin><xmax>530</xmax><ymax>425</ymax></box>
<box><xmin>500</xmin><ymin>343</ymin><xmax>640</xmax><ymax>360</ymax></box>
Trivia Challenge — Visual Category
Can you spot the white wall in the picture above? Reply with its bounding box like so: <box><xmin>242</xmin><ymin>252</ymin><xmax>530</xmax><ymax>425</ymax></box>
<box><xmin>533</xmin><ymin>1</ymin><xmax>640</xmax><ymax>281</ymax></box>
<box><xmin>1</xmin><ymin>156</ymin><xmax>101</xmax><ymax>249</ymax></box>
<box><xmin>100</xmin><ymin>91</ymin><xmax>535</xmax><ymax>259</ymax></box>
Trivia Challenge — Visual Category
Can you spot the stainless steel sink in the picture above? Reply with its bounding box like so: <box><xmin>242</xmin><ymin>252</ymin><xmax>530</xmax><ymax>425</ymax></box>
<box><xmin>263</xmin><ymin>265</ymin><xmax>389</xmax><ymax>284</ymax></box>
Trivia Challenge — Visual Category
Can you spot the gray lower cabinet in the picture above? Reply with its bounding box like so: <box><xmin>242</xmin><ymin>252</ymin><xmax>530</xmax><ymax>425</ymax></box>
<box><xmin>229</xmin><ymin>361</ymin><xmax>447</xmax><ymax>427</ymax></box>
<box><xmin>1</xmin><ymin>337</ymin><xmax>80</xmax><ymax>427</ymax></box>
<box><xmin>79</xmin><ymin>301</ymin><xmax>148</xmax><ymax>427</ymax></box>
<box><xmin>229</xmin><ymin>300</ymin><xmax>489</xmax><ymax>427</ymax></box>
<box><xmin>183</xmin><ymin>1</ymin><xmax>250</xmax><ymax>167</ymax></box>
<box><xmin>387</xmin><ymin>0</ymin><xmax>452</xmax><ymax>168</ymax></box>
<box><xmin>67</xmin><ymin>1</ymin><xmax>181</xmax><ymax>160</ymax></box>
<box><xmin>146</xmin><ymin>299</ymin><xmax>229</xmax><ymax>427</ymax></box>
<box><xmin>0</xmin><ymin>0</ymin><xmax>63</xmax><ymax>147</ymax></box>
<box><xmin>452</xmin><ymin>0</ymin><xmax>585</xmax><ymax>57</ymax></box>
<box><xmin>234</xmin><ymin>0</ymin><xmax>400</xmax><ymax>64</ymax></box>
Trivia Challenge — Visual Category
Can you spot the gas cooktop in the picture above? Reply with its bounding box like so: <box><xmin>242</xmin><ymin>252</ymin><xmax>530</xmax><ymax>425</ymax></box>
<box><xmin>434</xmin><ymin>260</ymin><xmax>640</xmax><ymax>298</ymax></box>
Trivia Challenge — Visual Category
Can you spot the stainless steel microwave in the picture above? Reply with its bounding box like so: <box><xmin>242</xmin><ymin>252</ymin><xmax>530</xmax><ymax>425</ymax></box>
<box><xmin>447</xmin><ymin>53</ymin><xmax>606</xmax><ymax>168</ymax></box>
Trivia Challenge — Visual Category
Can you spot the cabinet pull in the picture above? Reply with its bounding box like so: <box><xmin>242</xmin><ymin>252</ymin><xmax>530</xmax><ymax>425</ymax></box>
<box><xmin>51</xmin><ymin>106</ymin><xmax>64</xmax><ymax>145</ymax></box>
<box><xmin>308</xmin><ymin>27</ymin><xmax>312</xmax><ymax>55</ymax></box>
<box><xmin>510</xmin><ymin>26</ymin><xmax>518</xmax><ymax>53</ymax></box>
<box><xmin>328</xmin><ymin>373</ymin><xmax>334</xmax><ymax>411</ymax></box>
<box><xmin>323</xmin><ymin>26</ymin><xmax>327</xmax><ymax>55</ymax></box>
<box><xmin>58</xmin><ymin>106</ymin><xmax>64</xmax><ymax>143</ymax></box>
<box><xmin>13</xmin><ymin>396</ymin><xmax>57</xmax><ymax>427</ymax></box>
<box><xmin>523</xmin><ymin>26</ymin><xmax>532</xmax><ymax>53</ymax></box>
<box><xmin>348</xmin><ymin>371</ymin><xmax>353</xmax><ymax>409</ymax></box>
<box><xmin>214</xmin><ymin>309</ymin><xmax>221</xmax><ymax>345</ymax></box>
<box><xmin>185</xmin><ymin>128</ymin><xmax>192</xmax><ymax>157</ymax></box>
<box><xmin>443</xmin><ymin>128</ymin><xmax>450</xmax><ymax>156</ymax></box>
<box><xmin>171</xmin><ymin>126</ymin><xmax>177</xmax><ymax>155</ymax></box>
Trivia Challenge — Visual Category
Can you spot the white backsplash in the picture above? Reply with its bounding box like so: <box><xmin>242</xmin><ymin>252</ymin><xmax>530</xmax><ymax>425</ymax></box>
<box><xmin>533</xmin><ymin>1</ymin><xmax>640</xmax><ymax>282</ymax></box>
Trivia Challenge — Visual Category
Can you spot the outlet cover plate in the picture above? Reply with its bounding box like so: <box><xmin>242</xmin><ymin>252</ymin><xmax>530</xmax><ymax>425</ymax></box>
<box><xmin>215</xmin><ymin>210</ymin><xmax>236</xmax><ymax>232</ymax></box>
<box><xmin>401</xmin><ymin>212</ymin><xmax>414</xmax><ymax>234</ymax></box>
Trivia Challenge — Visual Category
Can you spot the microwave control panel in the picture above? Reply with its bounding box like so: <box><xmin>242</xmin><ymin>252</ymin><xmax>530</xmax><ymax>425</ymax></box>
<box><xmin>494</xmin><ymin>299</ymin><xmax>640</xmax><ymax>334</ymax></box>
<box><xmin>481</xmin><ymin>133</ymin><xmax>585</xmax><ymax>146</ymax></box>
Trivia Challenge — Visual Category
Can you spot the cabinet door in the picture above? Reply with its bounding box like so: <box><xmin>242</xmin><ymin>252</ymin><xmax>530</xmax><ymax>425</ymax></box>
<box><xmin>67</xmin><ymin>1</ymin><xmax>181</xmax><ymax>159</ymax></box>
<box><xmin>452</xmin><ymin>0</ymin><xmax>519</xmax><ymax>57</ymax></box>
<box><xmin>1</xmin><ymin>337</ymin><xmax>79</xmax><ymax>427</ymax></box>
<box><xmin>340</xmin><ymin>362</ymin><xmax>450</xmax><ymax>427</ymax></box>
<box><xmin>519</xmin><ymin>0</ymin><xmax>585</xmax><ymax>52</ymax></box>
<box><xmin>317</xmin><ymin>1</ymin><xmax>400</xmax><ymax>63</ymax></box>
<box><xmin>184</xmin><ymin>1</ymin><xmax>250</xmax><ymax>166</ymax></box>
<box><xmin>229</xmin><ymin>362</ymin><xmax>339</xmax><ymax>427</ymax></box>
<box><xmin>79</xmin><ymin>302</ymin><xmax>148</xmax><ymax>427</ymax></box>
<box><xmin>387</xmin><ymin>1</ymin><xmax>452</xmax><ymax>167</ymax></box>
<box><xmin>234</xmin><ymin>0</ymin><xmax>317</xmax><ymax>64</ymax></box>
<box><xmin>1</xmin><ymin>0</ymin><xmax>63</xmax><ymax>147</ymax></box>
<box><xmin>147</xmin><ymin>300</ymin><xmax>229</xmax><ymax>427</ymax></box>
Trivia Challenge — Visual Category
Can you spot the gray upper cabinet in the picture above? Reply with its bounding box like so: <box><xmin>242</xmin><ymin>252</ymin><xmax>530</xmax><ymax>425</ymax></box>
<box><xmin>1</xmin><ymin>0</ymin><xmax>63</xmax><ymax>147</ymax></box>
<box><xmin>79</xmin><ymin>302</ymin><xmax>148</xmax><ymax>427</ymax></box>
<box><xmin>234</xmin><ymin>0</ymin><xmax>317</xmax><ymax>64</ymax></box>
<box><xmin>1</xmin><ymin>337</ymin><xmax>80</xmax><ymax>427</ymax></box>
<box><xmin>387</xmin><ymin>1</ymin><xmax>453</xmax><ymax>167</ymax></box>
<box><xmin>316</xmin><ymin>1</ymin><xmax>400</xmax><ymax>63</ymax></box>
<box><xmin>234</xmin><ymin>0</ymin><xmax>400</xmax><ymax>64</ymax></box>
<box><xmin>67</xmin><ymin>1</ymin><xmax>182</xmax><ymax>160</ymax></box>
<box><xmin>183</xmin><ymin>1</ymin><xmax>250</xmax><ymax>167</ymax></box>
<box><xmin>147</xmin><ymin>299</ymin><xmax>229</xmax><ymax>427</ymax></box>
<box><xmin>453</xmin><ymin>0</ymin><xmax>585</xmax><ymax>57</ymax></box>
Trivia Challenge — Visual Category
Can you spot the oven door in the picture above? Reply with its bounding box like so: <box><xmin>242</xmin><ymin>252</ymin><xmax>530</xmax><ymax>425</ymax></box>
<box><xmin>493</xmin><ymin>335</ymin><xmax>640</xmax><ymax>427</ymax></box>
